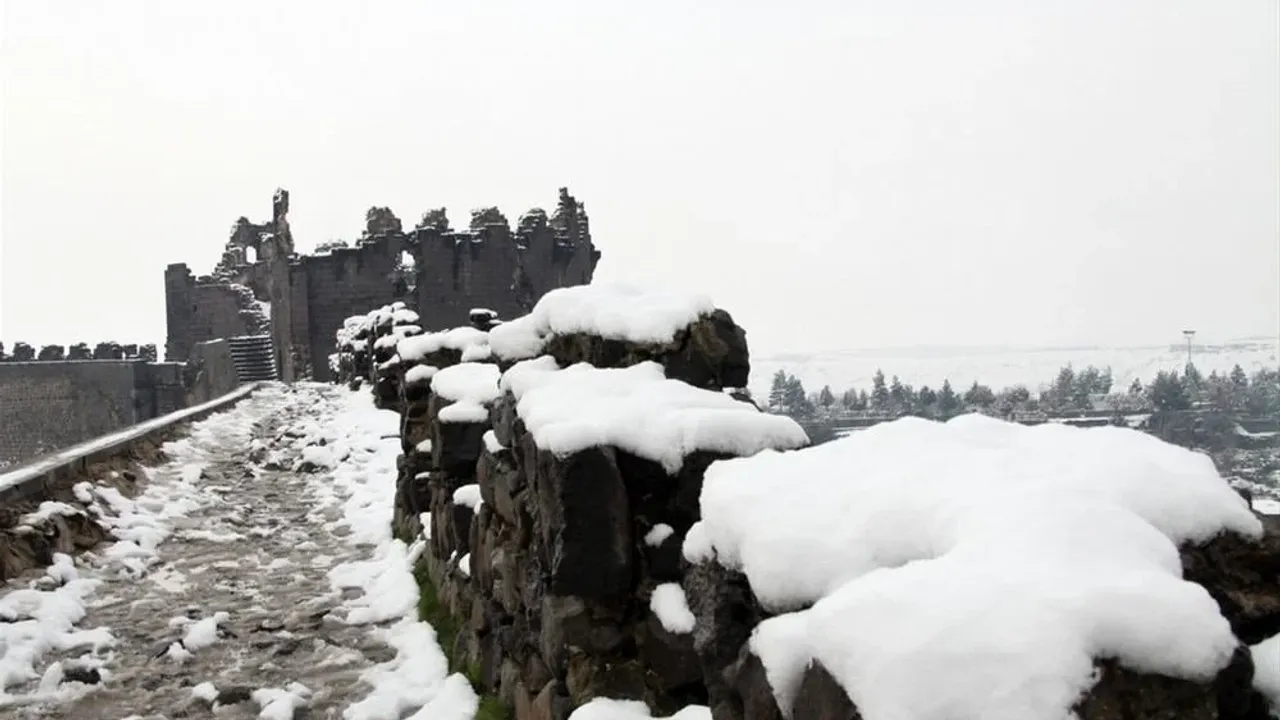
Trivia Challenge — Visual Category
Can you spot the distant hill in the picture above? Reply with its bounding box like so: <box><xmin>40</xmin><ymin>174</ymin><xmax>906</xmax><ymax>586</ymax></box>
<box><xmin>749</xmin><ymin>338</ymin><xmax>1280</xmax><ymax>397</ymax></box>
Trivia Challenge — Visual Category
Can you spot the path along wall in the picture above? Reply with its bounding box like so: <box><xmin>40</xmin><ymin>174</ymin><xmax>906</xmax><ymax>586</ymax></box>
<box><xmin>338</xmin><ymin>286</ymin><xmax>1280</xmax><ymax>720</ymax></box>
<box><xmin>0</xmin><ymin>384</ymin><xmax>261</xmax><ymax>583</ymax></box>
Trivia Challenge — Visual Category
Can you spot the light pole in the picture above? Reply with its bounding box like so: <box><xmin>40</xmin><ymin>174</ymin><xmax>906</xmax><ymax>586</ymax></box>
<box><xmin>1182</xmin><ymin>330</ymin><xmax>1196</xmax><ymax>370</ymax></box>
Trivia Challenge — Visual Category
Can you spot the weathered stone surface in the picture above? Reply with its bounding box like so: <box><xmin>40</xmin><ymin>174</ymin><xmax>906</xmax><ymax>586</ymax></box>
<box><xmin>566</xmin><ymin>653</ymin><xmax>647</xmax><ymax>707</ymax></box>
<box><xmin>491</xmin><ymin>395</ymin><xmax>521</xmax><ymax>448</ymax></box>
<box><xmin>514</xmin><ymin>681</ymin><xmax>536</xmax><ymax>720</ymax></box>
<box><xmin>790</xmin><ymin>662</ymin><xmax>859</xmax><ymax>720</ymax></box>
<box><xmin>531</xmin><ymin>679</ymin><xmax>573</xmax><ymax>720</ymax></box>
<box><xmin>451</xmin><ymin>502</ymin><xmax>474</xmax><ymax>556</ymax></box>
<box><xmin>539</xmin><ymin>595</ymin><xmax>627</xmax><ymax>675</ymax></box>
<box><xmin>639</xmin><ymin>614</ymin><xmax>702</xmax><ymax>692</ymax></box>
<box><xmin>644</xmin><ymin>530</ymin><xmax>685</xmax><ymax>583</ymax></box>
<box><xmin>479</xmin><ymin>448</ymin><xmax>523</xmax><ymax>527</ymax></box>
<box><xmin>665</xmin><ymin>309</ymin><xmax>751</xmax><ymax>390</ymax></box>
<box><xmin>402</xmin><ymin>404</ymin><xmax>432</xmax><ymax>455</ymax></box>
<box><xmin>500</xmin><ymin>659</ymin><xmax>523</xmax><ymax>707</ymax></box>
<box><xmin>531</xmin><ymin>445</ymin><xmax>632</xmax><ymax>599</ymax></box>
<box><xmin>430</xmin><ymin>408</ymin><xmax>488</xmax><ymax>477</ymax></box>
<box><xmin>618</xmin><ymin>450</ymin><xmax>724</xmax><ymax>550</ymax></box>
<box><xmin>1073</xmin><ymin>648</ymin><xmax>1270</xmax><ymax>720</ymax></box>
<box><xmin>392</xmin><ymin>457</ymin><xmax>432</xmax><ymax>538</ymax></box>
<box><xmin>684</xmin><ymin>562</ymin><xmax>768</xmax><ymax>714</ymax></box>
<box><xmin>538</xmin><ymin>308</ymin><xmax>749</xmax><ymax>391</ymax></box>
<box><xmin>726</xmin><ymin>650</ymin><xmax>784</xmax><ymax>720</ymax></box>
<box><xmin>1181</xmin><ymin>515</ymin><xmax>1280</xmax><ymax>644</ymax></box>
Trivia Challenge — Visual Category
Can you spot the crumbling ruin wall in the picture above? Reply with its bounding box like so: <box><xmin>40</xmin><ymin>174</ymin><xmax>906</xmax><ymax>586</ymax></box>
<box><xmin>164</xmin><ymin>188</ymin><xmax>601</xmax><ymax>383</ymax></box>
<box><xmin>332</xmin><ymin>286</ymin><xmax>1280</xmax><ymax>720</ymax></box>
<box><xmin>0</xmin><ymin>358</ymin><xmax>186</xmax><ymax>469</ymax></box>
<box><xmin>300</xmin><ymin>235</ymin><xmax>408</xmax><ymax>383</ymax></box>
<box><xmin>164</xmin><ymin>263</ymin><xmax>271</xmax><ymax>363</ymax></box>
<box><xmin>185</xmin><ymin>339</ymin><xmax>239</xmax><ymax>405</ymax></box>
<box><xmin>414</xmin><ymin>219</ymin><xmax>522</xmax><ymax>332</ymax></box>
<box><xmin>411</xmin><ymin>191</ymin><xmax>600</xmax><ymax>337</ymax></box>
<box><xmin>333</xmin><ymin>288</ymin><xmax>808</xmax><ymax>718</ymax></box>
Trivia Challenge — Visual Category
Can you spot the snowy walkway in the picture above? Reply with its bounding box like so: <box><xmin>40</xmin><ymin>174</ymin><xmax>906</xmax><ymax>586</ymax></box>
<box><xmin>0</xmin><ymin>384</ymin><xmax>476</xmax><ymax>720</ymax></box>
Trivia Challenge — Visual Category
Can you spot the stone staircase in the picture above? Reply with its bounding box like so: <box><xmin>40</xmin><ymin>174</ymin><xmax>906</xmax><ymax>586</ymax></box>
<box><xmin>228</xmin><ymin>335</ymin><xmax>278</xmax><ymax>382</ymax></box>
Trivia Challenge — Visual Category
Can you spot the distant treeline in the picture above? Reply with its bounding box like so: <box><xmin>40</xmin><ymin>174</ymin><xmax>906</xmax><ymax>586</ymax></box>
<box><xmin>766</xmin><ymin>362</ymin><xmax>1280</xmax><ymax>421</ymax></box>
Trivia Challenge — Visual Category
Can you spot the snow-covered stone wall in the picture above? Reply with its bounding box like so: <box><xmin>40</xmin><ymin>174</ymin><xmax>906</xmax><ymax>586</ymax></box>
<box><xmin>340</xmin><ymin>285</ymin><xmax>1280</xmax><ymax>720</ymax></box>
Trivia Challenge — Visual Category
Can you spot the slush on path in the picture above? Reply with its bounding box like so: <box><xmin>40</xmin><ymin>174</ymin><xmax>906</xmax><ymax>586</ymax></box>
<box><xmin>0</xmin><ymin>384</ymin><xmax>478</xmax><ymax>719</ymax></box>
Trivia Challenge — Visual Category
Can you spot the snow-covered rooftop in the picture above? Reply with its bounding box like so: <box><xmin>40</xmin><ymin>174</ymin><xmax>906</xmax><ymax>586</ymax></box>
<box><xmin>500</xmin><ymin>358</ymin><xmax>807</xmax><ymax>473</ymax></box>
<box><xmin>683</xmin><ymin>414</ymin><xmax>1263</xmax><ymax>719</ymax></box>
<box><xmin>488</xmin><ymin>284</ymin><xmax>716</xmax><ymax>361</ymax></box>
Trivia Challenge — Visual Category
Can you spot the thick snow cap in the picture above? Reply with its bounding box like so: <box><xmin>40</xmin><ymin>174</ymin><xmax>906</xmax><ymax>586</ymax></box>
<box><xmin>431</xmin><ymin>363</ymin><xmax>501</xmax><ymax>423</ymax></box>
<box><xmin>488</xmin><ymin>283</ymin><xmax>716</xmax><ymax>362</ymax></box>
<box><xmin>397</xmin><ymin>327</ymin><xmax>488</xmax><ymax>363</ymax></box>
<box><xmin>685</xmin><ymin>414</ymin><xmax>1264</xmax><ymax>719</ymax></box>
<box><xmin>500</xmin><ymin>358</ymin><xmax>807</xmax><ymax>473</ymax></box>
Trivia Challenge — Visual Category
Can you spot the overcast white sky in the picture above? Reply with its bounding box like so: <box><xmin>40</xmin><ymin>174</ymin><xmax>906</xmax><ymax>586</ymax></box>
<box><xmin>2</xmin><ymin>0</ymin><xmax>1277</xmax><ymax>356</ymax></box>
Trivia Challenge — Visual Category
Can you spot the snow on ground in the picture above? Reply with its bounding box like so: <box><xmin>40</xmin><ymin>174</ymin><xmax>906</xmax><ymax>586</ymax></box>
<box><xmin>687</xmin><ymin>414</ymin><xmax>1263</xmax><ymax>719</ymax></box>
<box><xmin>289</xmin><ymin>386</ymin><xmax>479</xmax><ymax>720</ymax></box>
<box><xmin>0</xmin><ymin>384</ymin><xmax>477</xmax><ymax>720</ymax></box>
<box><xmin>750</xmin><ymin>338</ymin><xmax>1280</xmax><ymax>397</ymax></box>
<box><xmin>0</xmin><ymin>388</ymin><xmax>269</xmax><ymax>709</ymax></box>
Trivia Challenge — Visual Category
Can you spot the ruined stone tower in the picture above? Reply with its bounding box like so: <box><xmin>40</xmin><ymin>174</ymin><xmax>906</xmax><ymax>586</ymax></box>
<box><xmin>164</xmin><ymin>189</ymin><xmax>601</xmax><ymax>382</ymax></box>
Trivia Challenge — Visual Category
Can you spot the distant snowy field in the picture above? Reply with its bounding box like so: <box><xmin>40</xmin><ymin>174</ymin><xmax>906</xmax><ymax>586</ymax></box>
<box><xmin>750</xmin><ymin>338</ymin><xmax>1280</xmax><ymax>397</ymax></box>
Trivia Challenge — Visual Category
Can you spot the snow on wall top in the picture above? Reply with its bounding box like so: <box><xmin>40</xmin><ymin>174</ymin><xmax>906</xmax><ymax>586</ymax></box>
<box><xmin>335</xmin><ymin>315</ymin><xmax>367</xmax><ymax>346</ymax></box>
<box><xmin>336</xmin><ymin>303</ymin><xmax>420</xmax><ymax>348</ymax></box>
<box><xmin>683</xmin><ymin>414</ymin><xmax>1263</xmax><ymax>719</ymax></box>
<box><xmin>488</xmin><ymin>284</ymin><xmax>716</xmax><ymax>361</ymax></box>
<box><xmin>397</xmin><ymin>327</ymin><xmax>488</xmax><ymax>363</ymax></box>
<box><xmin>431</xmin><ymin>363</ymin><xmax>501</xmax><ymax>424</ymax></box>
<box><xmin>500</xmin><ymin>358</ymin><xmax>808</xmax><ymax>473</ymax></box>
<box><xmin>373</xmin><ymin>325</ymin><xmax>421</xmax><ymax>350</ymax></box>
<box><xmin>403</xmin><ymin>364</ymin><xmax>439</xmax><ymax>386</ymax></box>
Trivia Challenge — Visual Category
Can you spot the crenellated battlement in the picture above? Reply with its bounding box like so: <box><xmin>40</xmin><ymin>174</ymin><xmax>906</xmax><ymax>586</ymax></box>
<box><xmin>164</xmin><ymin>188</ymin><xmax>600</xmax><ymax>382</ymax></box>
